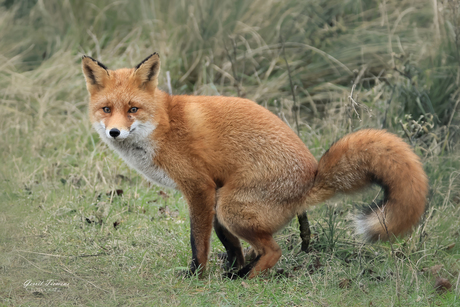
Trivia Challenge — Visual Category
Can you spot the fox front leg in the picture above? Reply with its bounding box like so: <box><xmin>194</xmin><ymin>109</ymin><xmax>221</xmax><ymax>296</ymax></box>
<box><xmin>182</xmin><ymin>183</ymin><xmax>216</xmax><ymax>276</ymax></box>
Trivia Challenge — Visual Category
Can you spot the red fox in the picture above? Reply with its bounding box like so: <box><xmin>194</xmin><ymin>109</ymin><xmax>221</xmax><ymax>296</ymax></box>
<box><xmin>82</xmin><ymin>53</ymin><xmax>428</xmax><ymax>279</ymax></box>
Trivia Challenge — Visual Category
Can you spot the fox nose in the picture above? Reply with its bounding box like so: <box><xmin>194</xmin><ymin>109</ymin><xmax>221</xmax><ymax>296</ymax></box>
<box><xmin>109</xmin><ymin>128</ymin><xmax>120</xmax><ymax>138</ymax></box>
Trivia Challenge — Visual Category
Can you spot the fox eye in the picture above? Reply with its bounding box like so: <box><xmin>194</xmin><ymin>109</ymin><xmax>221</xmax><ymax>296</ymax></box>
<box><xmin>102</xmin><ymin>107</ymin><xmax>111</xmax><ymax>113</ymax></box>
<box><xmin>128</xmin><ymin>107</ymin><xmax>138</xmax><ymax>113</ymax></box>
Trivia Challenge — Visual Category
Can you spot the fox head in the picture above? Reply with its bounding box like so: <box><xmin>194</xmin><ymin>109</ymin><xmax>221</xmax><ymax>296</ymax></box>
<box><xmin>82</xmin><ymin>53</ymin><xmax>162</xmax><ymax>143</ymax></box>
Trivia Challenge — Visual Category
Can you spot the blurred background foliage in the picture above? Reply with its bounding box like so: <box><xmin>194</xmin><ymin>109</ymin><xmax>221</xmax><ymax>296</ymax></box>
<box><xmin>1</xmin><ymin>0</ymin><xmax>459</xmax><ymax>134</ymax></box>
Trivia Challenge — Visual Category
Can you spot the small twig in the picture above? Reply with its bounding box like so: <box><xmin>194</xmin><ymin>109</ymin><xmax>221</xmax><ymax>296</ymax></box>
<box><xmin>16</xmin><ymin>249</ymin><xmax>107</xmax><ymax>259</ymax></box>
<box><xmin>348</xmin><ymin>69</ymin><xmax>372</xmax><ymax>122</ymax></box>
<box><xmin>75</xmin><ymin>253</ymin><xmax>107</xmax><ymax>258</ymax></box>
<box><xmin>411</xmin><ymin>120</ymin><xmax>423</xmax><ymax>141</ymax></box>
<box><xmin>223</xmin><ymin>37</ymin><xmax>240</xmax><ymax>97</ymax></box>
<box><xmin>399</xmin><ymin>120</ymin><xmax>415</xmax><ymax>146</ymax></box>
<box><xmin>166</xmin><ymin>71</ymin><xmax>172</xmax><ymax>95</ymax></box>
<box><xmin>393</xmin><ymin>67</ymin><xmax>412</xmax><ymax>81</ymax></box>
<box><xmin>16</xmin><ymin>250</ymin><xmax>70</xmax><ymax>258</ymax></box>
<box><xmin>348</xmin><ymin>84</ymin><xmax>362</xmax><ymax>121</ymax></box>
<box><xmin>382</xmin><ymin>85</ymin><xmax>395</xmax><ymax>128</ymax></box>
<box><xmin>280</xmin><ymin>35</ymin><xmax>300</xmax><ymax>135</ymax></box>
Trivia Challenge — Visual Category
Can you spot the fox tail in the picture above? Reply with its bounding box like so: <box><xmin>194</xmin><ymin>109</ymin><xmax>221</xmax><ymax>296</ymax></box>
<box><xmin>305</xmin><ymin>129</ymin><xmax>428</xmax><ymax>241</ymax></box>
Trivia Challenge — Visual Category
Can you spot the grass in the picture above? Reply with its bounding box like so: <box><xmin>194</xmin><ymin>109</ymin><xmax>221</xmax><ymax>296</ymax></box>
<box><xmin>1</xmin><ymin>0</ymin><xmax>460</xmax><ymax>306</ymax></box>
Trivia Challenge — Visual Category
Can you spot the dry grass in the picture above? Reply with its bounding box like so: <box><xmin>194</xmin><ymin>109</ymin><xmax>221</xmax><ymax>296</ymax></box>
<box><xmin>1</xmin><ymin>0</ymin><xmax>460</xmax><ymax>305</ymax></box>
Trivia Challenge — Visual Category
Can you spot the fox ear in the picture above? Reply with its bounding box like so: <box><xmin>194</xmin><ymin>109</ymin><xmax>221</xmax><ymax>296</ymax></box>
<box><xmin>82</xmin><ymin>55</ymin><xmax>109</xmax><ymax>94</ymax></box>
<box><xmin>134</xmin><ymin>53</ymin><xmax>160</xmax><ymax>90</ymax></box>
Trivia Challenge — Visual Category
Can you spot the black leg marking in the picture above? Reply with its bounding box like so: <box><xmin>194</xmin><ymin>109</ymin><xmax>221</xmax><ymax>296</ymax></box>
<box><xmin>189</xmin><ymin>219</ymin><xmax>200</xmax><ymax>275</ymax></box>
<box><xmin>213</xmin><ymin>216</ymin><xmax>244</xmax><ymax>271</ymax></box>
<box><xmin>225</xmin><ymin>255</ymin><xmax>261</xmax><ymax>280</ymax></box>
<box><xmin>298</xmin><ymin>211</ymin><xmax>311</xmax><ymax>252</ymax></box>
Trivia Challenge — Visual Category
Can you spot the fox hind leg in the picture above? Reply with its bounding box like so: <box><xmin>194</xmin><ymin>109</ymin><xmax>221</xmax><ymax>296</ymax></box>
<box><xmin>213</xmin><ymin>216</ymin><xmax>245</xmax><ymax>271</ymax></box>
<box><xmin>216</xmin><ymin>196</ymin><xmax>284</xmax><ymax>278</ymax></box>
<box><xmin>225</xmin><ymin>231</ymin><xmax>281</xmax><ymax>279</ymax></box>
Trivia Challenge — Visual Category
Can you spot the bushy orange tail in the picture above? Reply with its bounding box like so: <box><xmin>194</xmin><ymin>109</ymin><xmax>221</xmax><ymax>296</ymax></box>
<box><xmin>306</xmin><ymin>129</ymin><xmax>428</xmax><ymax>241</ymax></box>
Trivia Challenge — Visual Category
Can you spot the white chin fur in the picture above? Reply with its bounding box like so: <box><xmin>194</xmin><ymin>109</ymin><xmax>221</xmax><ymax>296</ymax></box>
<box><xmin>91</xmin><ymin>120</ymin><xmax>176</xmax><ymax>189</ymax></box>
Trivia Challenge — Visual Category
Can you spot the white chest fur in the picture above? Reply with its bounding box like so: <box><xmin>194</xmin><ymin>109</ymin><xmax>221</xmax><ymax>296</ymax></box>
<box><xmin>93</xmin><ymin>121</ymin><xmax>177</xmax><ymax>189</ymax></box>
